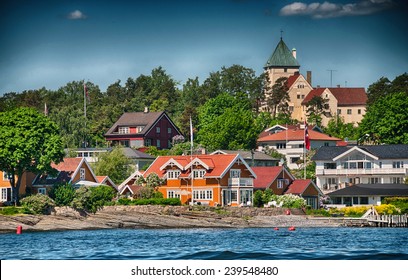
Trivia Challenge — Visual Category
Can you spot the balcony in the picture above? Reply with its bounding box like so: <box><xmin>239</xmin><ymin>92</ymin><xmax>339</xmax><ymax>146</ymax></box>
<box><xmin>316</xmin><ymin>168</ymin><xmax>407</xmax><ymax>176</ymax></box>
<box><xmin>228</xmin><ymin>178</ymin><xmax>253</xmax><ymax>187</ymax></box>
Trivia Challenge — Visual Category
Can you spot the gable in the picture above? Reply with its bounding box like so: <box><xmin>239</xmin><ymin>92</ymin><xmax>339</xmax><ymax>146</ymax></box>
<box><xmin>333</xmin><ymin>146</ymin><xmax>378</xmax><ymax>161</ymax></box>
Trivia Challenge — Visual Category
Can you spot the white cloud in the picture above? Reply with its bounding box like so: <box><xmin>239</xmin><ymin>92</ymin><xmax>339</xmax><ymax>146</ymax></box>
<box><xmin>67</xmin><ymin>10</ymin><xmax>87</xmax><ymax>20</ymax></box>
<box><xmin>280</xmin><ymin>0</ymin><xmax>394</xmax><ymax>18</ymax></box>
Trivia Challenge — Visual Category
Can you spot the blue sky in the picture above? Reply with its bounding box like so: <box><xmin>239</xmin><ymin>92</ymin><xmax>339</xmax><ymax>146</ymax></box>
<box><xmin>1</xmin><ymin>0</ymin><xmax>407</xmax><ymax>95</ymax></box>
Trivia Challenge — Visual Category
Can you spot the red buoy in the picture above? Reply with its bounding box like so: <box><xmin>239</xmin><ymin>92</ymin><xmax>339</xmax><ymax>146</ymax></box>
<box><xmin>286</xmin><ymin>210</ymin><xmax>291</xmax><ymax>215</ymax></box>
<box><xmin>16</xmin><ymin>225</ymin><xmax>22</xmax><ymax>234</ymax></box>
<box><xmin>288</xmin><ymin>226</ymin><xmax>296</xmax><ymax>231</ymax></box>
<box><xmin>274</xmin><ymin>227</ymin><xmax>279</xmax><ymax>231</ymax></box>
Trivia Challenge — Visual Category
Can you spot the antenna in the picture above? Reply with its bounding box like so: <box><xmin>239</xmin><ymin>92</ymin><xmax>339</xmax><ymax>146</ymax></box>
<box><xmin>327</xmin><ymin>69</ymin><xmax>337</xmax><ymax>87</ymax></box>
<box><xmin>280</xmin><ymin>29</ymin><xmax>283</xmax><ymax>40</ymax></box>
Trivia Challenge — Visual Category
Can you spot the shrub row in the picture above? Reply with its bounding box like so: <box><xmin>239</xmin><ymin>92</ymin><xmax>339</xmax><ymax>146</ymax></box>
<box><xmin>116</xmin><ymin>197</ymin><xmax>181</xmax><ymax>206</ymax></box>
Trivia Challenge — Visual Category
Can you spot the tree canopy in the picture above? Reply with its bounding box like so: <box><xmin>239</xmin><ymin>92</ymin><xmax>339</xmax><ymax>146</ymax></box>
<box><xmin>0</xmin><ymin>107</ymin><xmax>64</xmax><ymax>204</ymax></box>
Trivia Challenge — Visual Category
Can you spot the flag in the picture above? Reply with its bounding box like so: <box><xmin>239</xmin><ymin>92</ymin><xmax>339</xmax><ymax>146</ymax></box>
<box><xmin>84</xmin><ymin>83</ymin><xmax>90</xmax><ymax>102</ymax></box>
<box><xmin>304</xmin><ymin>120</ymin><xmax>310</xmax><ymax>150</ymax></box>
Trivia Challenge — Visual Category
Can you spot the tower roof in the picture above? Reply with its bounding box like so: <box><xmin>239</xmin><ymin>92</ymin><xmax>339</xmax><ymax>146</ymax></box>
<box><xmin>264</xmin><ymin>38</ymin><xmax>300</xmax><ymax>68</ymax></box>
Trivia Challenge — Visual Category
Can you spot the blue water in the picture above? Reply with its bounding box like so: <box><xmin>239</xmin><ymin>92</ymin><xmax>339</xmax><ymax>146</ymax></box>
<box><xmin>1</xmin><ymin>227</ymin><xmax>407</xmax><ymax>260</ymax></box>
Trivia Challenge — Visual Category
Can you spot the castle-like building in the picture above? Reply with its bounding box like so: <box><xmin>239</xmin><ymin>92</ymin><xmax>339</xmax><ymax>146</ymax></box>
<box><xmin>263</xmin><ymin>37</ymin><xmax>367</xmax><ymax>127</ymax></box>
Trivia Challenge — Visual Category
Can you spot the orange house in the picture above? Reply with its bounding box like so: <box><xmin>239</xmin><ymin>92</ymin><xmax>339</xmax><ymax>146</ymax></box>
<box><xmin>143</xmin><ymin>154</ymin><xmax>257</xmax><ymax>207</ymax></box>
<box><xmin>31</xmin><ymin>158</ymin><xmax>100</xmax><ymax>195</ymax></box>
<box><xmin>1</xmin><ymin>171</ymin><xmax>36</xmax><ymax>204</ymax></box>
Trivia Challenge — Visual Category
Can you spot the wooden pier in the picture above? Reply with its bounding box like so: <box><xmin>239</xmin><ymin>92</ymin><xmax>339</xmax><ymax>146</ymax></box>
<box><xmin>367</xmin><ymin>214</ymin><xmax>408</xmax><ymax>227</ymax></box>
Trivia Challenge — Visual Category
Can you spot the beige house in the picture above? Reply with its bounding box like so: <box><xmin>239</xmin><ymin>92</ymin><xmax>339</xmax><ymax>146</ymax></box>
<box><xmin>264</xmin><ymin>37</ymin><xmax>367</xmax><ymax>126</ymax></box>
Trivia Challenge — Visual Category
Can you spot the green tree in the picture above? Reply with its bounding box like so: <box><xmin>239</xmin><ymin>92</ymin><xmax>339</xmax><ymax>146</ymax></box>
<box><xmin>324</xmin><ymin>115</ymin><xmax>358</xmax><ymax>140</ymax></box>
<box><xmin>49</xmin><ymin>183</ymin><xmax>76</xmax><ymax>206</ymax></box>
<box><xmin>0</xmin><ymin>107</ymin><xmax>64</xmax><ymax>204</ymax></box>
<box><xmin>359</xmin><ymin>91</ymin><xmax>408</xmax><ymax>144</ymax></box>
<box><xmin>197</xmin><ymin>93</ymin><xmax>260</xmax><ymax>150</ymax></box>
<box><xmin>266</xmin><ymin>77</ymin><xmax>290</xmax><ymax>118</ymax></box>
<box><xmin>366</xmin><ymin>73</ymin><xmax>408</xmax><ymax>107</ymax></box>
<box><xmin>305</xmin><ymin>95</ymin><xmax>329</xmax><ymax>126</ymax></box>
<box><xmin>93</xmin><ymin>146</ymin><xmax>132</xmax><ymax>185</ymax></box>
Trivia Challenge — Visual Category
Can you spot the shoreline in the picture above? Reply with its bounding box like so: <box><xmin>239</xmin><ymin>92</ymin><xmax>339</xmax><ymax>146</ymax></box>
<box><xmin>0</xmin><ymin>205</ymin><xmax>345</xmax><ymax>233</ymax></box>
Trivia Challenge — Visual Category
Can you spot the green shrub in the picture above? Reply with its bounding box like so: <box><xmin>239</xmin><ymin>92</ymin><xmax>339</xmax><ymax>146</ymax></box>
<box><xmin>131</xmin><ymin>198</ymin><xmax>181</xmax><ymax>206</ymax></box>
<box><xmin>383</xmin><ymin>197</ymin><xmax>408</xmax><ymax>214</ymax></box>
<box><xmin>20</xmin><ymin>194</ymin><xmax>56</xmax><ymax>215</ymax></box>
<box><xmin>306</xmin><ymin>208</ymin><xmax>331</xmax><ymax>217</ymax></box>
<box><xmin>49</xmin><ymin>183</ymin><xmax>76</xmax><ymax>206</ymax></box>
<box><xmin>0</xmin><ymin>206</ymin><xmax>27</xmax><ymax>215</ymax></box>
<box><xmin>117</xmin><ymin>197</ymin><xmax>132</xmax><ymax>205</ymax></box>
<box><xmin>71</xmin><ymin>185</ymin><xmax>116</xmax><ymax>214</ymax></box>
<box><xmin>253</xmin><ymin>190</ymin><xmax>264</xmax><ymax>207</ymax></box>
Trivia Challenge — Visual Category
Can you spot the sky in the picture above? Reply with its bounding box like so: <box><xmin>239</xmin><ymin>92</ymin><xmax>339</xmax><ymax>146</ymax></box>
<box><xmin>1</xmin><ymin>0</ymin><xmax>407</xmax><ymax>95</ymax></box>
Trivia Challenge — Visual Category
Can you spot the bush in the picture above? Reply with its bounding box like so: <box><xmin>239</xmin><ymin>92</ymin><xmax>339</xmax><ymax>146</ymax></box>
<box><xmin>306</xmin><ymin>208</ymin><xmax>331</xmax><ymax>217</ymax></box>
<box><xmin>383</xmin><ymin>197</ymin><xmax>408</xmax><ymax>214</ymax></box>
<box><xmin>20</xmin><ymin>194</ymin><xmax>56</xmax><ymax>215</ymax></box>
<box><xmin>49</xmin><ymin>183</ymin><xmax>76</xmax><ymax>206</ymax></box>
<box><xmin>129</xmin><ymin>198</ymin><xmax>181</xmax><ymax>206</ymax></box>
<box><xmin>0</xmin><ymin>206</ymin><xmax>28</xmax><ymax>215</ymax></box>
<box><xmin>270</xmin><ymin>194</ymin><xmax>306</xmax><ymax>208</ymax></box>
<box><xmin>71</xmin><ymin>185</ymin><xmax>116</xmax><ymax>214</ymax></box>
<box><xmin>375</xmin><ymin>204</ymin><xmax>400</xmax><ymax>215</ymax></box>
<box><xmin>253</xmin><ymin>190</ymin><xmax>264</xmax><ymax>207</ymax></box>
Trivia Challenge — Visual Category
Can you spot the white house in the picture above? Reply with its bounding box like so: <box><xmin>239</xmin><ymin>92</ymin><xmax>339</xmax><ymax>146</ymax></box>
<box><xmin>312</xmin><ymin>144</ymin><xmax>408</xmax><ymax>194</ymax></box>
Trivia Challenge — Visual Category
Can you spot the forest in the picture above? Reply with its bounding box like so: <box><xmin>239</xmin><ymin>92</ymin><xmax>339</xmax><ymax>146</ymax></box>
<box><xmin>1</xmin><ymin>65</ymin><xmax>407</xmax><ymax>151</ymax></box>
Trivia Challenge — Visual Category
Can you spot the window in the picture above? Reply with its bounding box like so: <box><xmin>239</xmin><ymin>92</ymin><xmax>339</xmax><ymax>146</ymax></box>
<box><xmin>369</xmin><ymin>177</ymin><xmax>379</xmax><ymax>184</ymax></box>
<box><xmin>193</xmin><ymin>169</ymin><xmax>206</xmax><ymax>179</ymax></box>
<box><xmin>284</xmin><ymin>68</ymin><xmax>287</xmax><ymax>72</ymax></box>
<box><xmin>289</xmin><ymin>106</ymin><xmax>294</xmax><ymax>112</ymax></box>
<box><xmin>230</xmin><ymin>169</ymin><xmax>241</xmax><ymax>178</ymax></box>
<box><xmin>156</xmin><ymin>139</ymin><xmax>161</xmax><ymax>148</ymax></box>
<box><xmin>337</xmin><ymin>109</ymin><xmax>341</xmax><ymax>115</ymax></box>
<box><xmin>349</xmin><ymin>162</ymin><xmax>357</xmax><ymax>169</ymax></box>
<box><xmin>297</xmin><ymin>94</ymin><xmax>301</xmax><ymax>99</ymax></box>
<box><xmin>167</xmin><ymin>170</ymin><xmax>181</xmax><ymax>179</ymax></box>
<box><xmin>118</xmin><ymin>127</ymin><xmax>129</xmax><ymax>134</ymax></box>
<box><xmin>358</xmin><ymin>109</ymin><xmax>361</xmax><ymax>114</ymax></box>
<box><xmin>119</xmin><ymin>140</ymin><xmax>129</xmax><ymax>147</ymax></box>
<box><xmin>167</xmin><ymin>128</ymin><xmax>172</xmax><ymax>134</ymax></box>
<box><xmin>347</xmin><ymin>109</ymin><xmax>352</xmax><ymax>115</ymax></box>
<box><xmin>1</xmin><ymin>188</ymin><xmax>9</xmax><ymax>201</ymax></box>
<box><xmin>3</xmin><ymin>171</ymin><xmax>10</xmax><ymax>181</ymax></box>
<box><xmin>156</xmin><ymin>127</ymin><xmax>160</xmax><ymax>133</ymax></box>
<box><xmin>301</xmin><ymin>95</ymin><xmax>305</xmax><ymax>99</ymax></box>
<box><xmin>324</xmin><ymin>163</ymin><xmax>336</xmax><ymax>169</ymax></box>
<box><xmin>379</xmin><ymin>162</ymin><xmax>382</xmax><ymax>168</ymax></box>
<box><xmin>327</xmin><ymin>178</ymin><xmax>337</xmax><ymax>185</ymax></box>
<box><xmin>291</xmin><ymin>157</ymin><xmax>300</xmax><ymax>163</ymax></box>
<box><xmin>324</xmin><ymin>142</ymin><xmax>329</xmax><ymax>146</ymax></box>
<box><xmin>80</xmin><ymin>168</ymin><xmax>86</xmax><ymax>180</ymax></box>
<box><xmin>365</xmin><ymin>162</ymin><xmax>372</xmax><ymax>169</ymax></box>
<box><xmin>144</xmin><ymin>139</ymin><xmax>152</xmax><ymax>146</ymax></box>
<box><xmin>360</xmin><ymin>197</ymin><xmax>368</xmax><ymax>204</ymax></box>
<box><xmin>230</xmin><ymin>190</ymin><xmax>237</xmax><ymax>202</ymax></box>
<box><xmin>277</xmin><ymin>179</ymin><xmax>285</xmax><ymax>189</ymax></box>
<box><xmin>353</xmin><ymin>197</ymin><xmax>358</xmax><ymax>205</ymax></box>
<box><xmin>167</xmin><ymin>191</ymin><xmax>180</xmax><ymax>199</ymax></box>
<box><xmin>393</xmin><ymin>161</ymin><xmax>403</xmax><ymax>168</ymax></box>
<box><xmin>392</xmin><ymin>177</ymin><xmax>402</xmax><ymax>184</ymax></box>
<box><xmin>136</xmin><ymin>126</ymin><xmax>145</xmax><ymax>133</ymax></box>
<box><xmin>38</xmin><ymin>188</ymin><xmax>46</xmax><ymax>195</ymax></box>
<box><xmin>276</xmin><ymin>143</ymin><xmax>286</xmax><ymax>149</ymax></box>
<box><xmin>193</xmin><ymin>190</ymin><xmax>213</xmax><ymax>200</ymax></box>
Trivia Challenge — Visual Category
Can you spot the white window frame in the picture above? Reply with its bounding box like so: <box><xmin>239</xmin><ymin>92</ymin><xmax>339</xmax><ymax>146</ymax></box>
<box><xmin>193</xmin><ymin>189</ymin><xmax>213</xmax><ymax>200</ymax></box>
<box><xmin>136</xmin><ymin>126</ymin><xmax>145</xmax><ymax>133</ymax></box>
<box><xmin>277</xmin><ymin>179</ymin><xmax>285</xmax><ymax>189</ymax></box>
<box><xmin>80</xmin><ymin>168</ymin><xmax>86</xmax><ymax>180</ymax></box>
<box><xmin>193</xmin><ymin>169</ymin><xmax>206</xmax><ymax>179</ymax></box>
<box><xmin>167</xmin><ymin>170</ymin><xmax>181</xmax><ymax>179</ymax></box>
<box><xmin>167</xmin><ymin>190</ymin><xmax>181</xmax><ymax>199</ymax></box>
<box><xmin>118</xmin><ymin>127</ymin><xmax>129</xmax><ymax>134</ymax></box>
<box><xmin>157</xmin><ymin>139</ymin><xmax>161</xmax><ymax>148</ymax></box>
<box><xmin>230</xmin><ymin>169</ymin><xmax>241</xmax><ymax>178</ymax></box>
<box><xmin>1</xmin><ymin>188</ymin><xmax>9</xmax><ymax>201</ymax></box>
<box><xmin>156</xmin><ymin>127</ymin><xmax>160</xmax><ymax>133</ymax></box>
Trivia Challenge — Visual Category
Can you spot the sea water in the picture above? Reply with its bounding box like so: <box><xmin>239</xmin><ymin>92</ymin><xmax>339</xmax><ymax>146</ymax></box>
<box><xmin>1</xmin><ymin>227</ymin><xmax>407</xmax><ymax>260</ymax></box>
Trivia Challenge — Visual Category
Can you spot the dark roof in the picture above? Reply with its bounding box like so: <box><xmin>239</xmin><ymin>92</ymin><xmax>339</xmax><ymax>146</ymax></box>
<box><xmin>105</xmin><ymin>111</ymin><xmax>181</xmax><ymax>136</ymax></box>
<box><xmin>211</xmin><ymin>150</ymin><xmax>278</xmax><ymax>161</ymax></box>
<box><xmin>121</xmin><ymin>147</ymin><xmax>155</xmax><ymax>159</ymax></box>
<box><xmin>312</xmin><ymin>145</ymin><xmax>408</xmax><ymax>161</ymax></box>
<box><xmin>328</xmin><ymin>184</ymin><xmax>408</xmax><ymax>197</ymax></box>
<box><xmin>264</xmin><ymin>38</ymin><xmax>300</xmax><ymax>68</ymax></box>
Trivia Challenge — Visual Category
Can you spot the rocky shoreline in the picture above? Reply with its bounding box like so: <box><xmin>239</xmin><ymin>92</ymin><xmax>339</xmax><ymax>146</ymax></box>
<box><xmin>0</xmin><ymin>205</ymin><xmax>345</xmax><ymax>233</ymax></box>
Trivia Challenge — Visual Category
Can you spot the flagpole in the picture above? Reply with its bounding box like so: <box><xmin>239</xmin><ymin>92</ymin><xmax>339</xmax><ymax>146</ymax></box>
<box><xmin>190</xmin><ymin>116</ymin><xmax>194</xmax><ymax>205</ymax></box>
<box><xmin>84</xmin><ymin>82</ymin><xmax>87</xmax><ymax>148</ymax></box>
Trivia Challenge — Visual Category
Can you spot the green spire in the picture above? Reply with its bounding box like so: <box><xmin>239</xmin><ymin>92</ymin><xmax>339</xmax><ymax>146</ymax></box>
<box><xmin>264</xmin><ymin>38</ymin><xmax>300</xmax><ymax>68</ymax></box>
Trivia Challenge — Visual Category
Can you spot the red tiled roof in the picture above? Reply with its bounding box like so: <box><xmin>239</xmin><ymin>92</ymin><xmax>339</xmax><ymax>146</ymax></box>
<box><xmin>257</xmin><ymin>128</ymin><xmax>341</xmax><ymax>142</ymax></box>
<box><xmin>302</xmin><ymin>87</ymin><xmax>367</xmax><ymax>106</ymax></box>
<box><xmin>327</xmin><ymin>87</ymin><xmax>367</xmax><ymax>106</ymax></box>
<box><xmin>144</xmin><ymin>154</ymin><xmax>240</xmax><ymax>178</ymax></box>
<box><xmin>96</xmin><ymin>176</ymin><xmax>108</xmax><ymax>183</ymax></box>
<box><xmin>286</xmin><ymin>73</ymin><xmax>300</xmax><ymax>88</ymax></box>
<box><xmin>252</xmin><ymin>166</ymin><xmax>283</xmax><ymax>189</ymax></box>
<box><xmin>51</xmin><ymin>158</ymin><xmax>82</xmax><ymax>172</ymax></box>
<box><xmin>285</xmin><ymin>179</ymin><xmax>311</xmax><ymax>195</ymax></box>
<box><xmin>301</xmin><ymin>88</ymin><xmax>326</xmax><ymax>105</ymax></box>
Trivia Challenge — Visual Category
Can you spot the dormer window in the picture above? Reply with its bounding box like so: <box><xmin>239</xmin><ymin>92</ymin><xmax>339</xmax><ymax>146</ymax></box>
<box><xmin>118</xmin><ymin>127</ymin><xmax>129</xmax><ymax>134</ymax></box>
<box><xmin>230</xmin><ymin>169</ymin><xmax>241</xmax><ymax>178</ymax></box>
<box><xmin>193</xmin><ymin>169</ymin><xmax>206</xmax><ymax>179</ymax></box>
<box><xmin>167</xmin><ymin>170</ymin><xmax>181</xmax><ymax>179</ymax></box>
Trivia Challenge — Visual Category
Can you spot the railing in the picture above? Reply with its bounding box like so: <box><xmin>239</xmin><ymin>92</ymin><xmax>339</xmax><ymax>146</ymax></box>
<box><xmin>228</xmin><ymin>178</ymin><xmax>253</xmax><ymax>187</ymax></box>
<box><xmin>316</xmin><ymin>168</ymin><xmax>407</xmax><ymax>176</ymax></box>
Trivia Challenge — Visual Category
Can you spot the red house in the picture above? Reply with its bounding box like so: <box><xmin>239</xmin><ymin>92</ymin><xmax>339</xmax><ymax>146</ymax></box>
<box><xmin>104</xmin><ymin>111</ymin><xmax>183</xmax><ymax>149</ymax></box>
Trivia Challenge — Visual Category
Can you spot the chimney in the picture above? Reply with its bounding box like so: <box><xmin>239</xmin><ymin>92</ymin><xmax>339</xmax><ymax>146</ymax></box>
<box><xmin>144</xmin><ymin>107</ymin><xmax>149</xmax><ymax>113</ymax></box>
<box><xmin>317</xmin><ymin>85</ymin><xmax>320</xmax><ymax>88</ymax></box>
<box><xmin>292</xmin><ymin>48</ymin><xmax>297</xmax><ymax>59</ymax></box>
<box><xmin>337</xmin><ymin>85</ymin><xmax>341</xmax><ymax>88</ymax></box>
<box><xmin>307</xmin><ymin>71</ymin><xmax>312</xmax><ymax>85</ymax></box>
<box><xmin>201</xmin><ymin>148</ymin><xmax>206</xmax><ymax>155</ymax></box>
